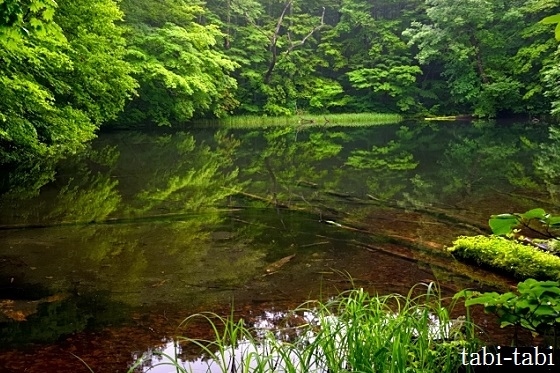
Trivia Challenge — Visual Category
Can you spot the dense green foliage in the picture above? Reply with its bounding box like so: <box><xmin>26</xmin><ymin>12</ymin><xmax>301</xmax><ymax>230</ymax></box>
<box><xmin>0</xmin><ymin>0</ymin><xmax>136</xmax><ymax>164</ymax></box>
<box><xmin>449</xmin><ymin>235</ymin><xmax>560</xmax><ymax>280</ymax></box>
<box><xmin>118</xmin><ymin>0</ymin><xmax>238</xmax><ymax>126</ymax></box>
<box><xmin>2</xmin><ymin>1</ymin><xmax>560</xmax><ymax>164</ymax></box>
<box><xmin>489</xmin><ymin>208</ymin><xmax>560</xmax><ymax>240</ymax></box>
<box><xmin>459</xmin><ymin>278</ymin><xmax>560</xmax><ymax>343</ymax></box>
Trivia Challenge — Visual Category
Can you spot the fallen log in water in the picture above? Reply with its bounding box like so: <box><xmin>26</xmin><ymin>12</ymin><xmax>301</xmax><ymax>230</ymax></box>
<box><xmin>366</xmin><ymin>194</ymin><xmax>489</xmax><ymax>233</ymax></box>
<box><xmin>0</xmin><ymin>209</ymin><xmax>243</xmax><ymax>231</ymax></box>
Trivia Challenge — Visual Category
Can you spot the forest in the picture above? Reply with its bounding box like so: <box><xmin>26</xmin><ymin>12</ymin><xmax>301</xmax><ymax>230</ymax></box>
<box><xmin>1</xmin><ymin>0</ymin><xmax>560</xmax><ymax>166</ymax></box>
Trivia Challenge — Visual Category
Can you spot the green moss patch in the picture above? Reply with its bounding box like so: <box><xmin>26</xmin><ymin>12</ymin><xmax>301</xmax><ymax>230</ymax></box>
<box><xmin>448</xmin><ymin>235</ymin><xmax>560</xmax><ymax>280</ymax></box>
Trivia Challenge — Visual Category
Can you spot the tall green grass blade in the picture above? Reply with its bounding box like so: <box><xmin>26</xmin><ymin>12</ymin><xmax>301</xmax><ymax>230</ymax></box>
<box><xmin>135</xmin><ymin>284</ymin><xmax>481</xmax><ymax>372</ymax></box>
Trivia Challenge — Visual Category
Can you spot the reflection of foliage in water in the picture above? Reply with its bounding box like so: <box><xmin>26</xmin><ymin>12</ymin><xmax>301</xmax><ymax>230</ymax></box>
<box><xmin>4</xmin><ymin>214</ymin><xmax>267</xmax><ymax>307</ymax></box>
<box><xmin>0</xmin><ymin>163</ymin><xmax>56</xmax><ymax>225</ymax></box>
<box><xmin>1</xmin><ymin>129</ymin><xmax>267</xmax><ymax>306</ymax></box>
<box><xmin>61</xmin><ymin>130</ymin><xmax>260</xmax><ymax>303</ymax></box>
<box><xmin>0</xmin><ymin>161</ymin><xmax>57</xmax><ymax>200</ymax></box>
<box><xmin>0</xmin><ymin>145</ymin><xmax>121</xmax><ymax>225</ymax></box>
<box><xmin>406</xmin><ymin>121</ymin><xmax>546</xmax><ymax>206</ymax></box>
<box><xmin>345</xmin><ymin>127</ymin><xmax>418</xmax><ymax>200</ymax></box>
<box><xmin>1</xmin><ymin>122</ymin><xmax>556</xmax><ymax>309</ymax></box>
<box><xmin>439</xmin><ymin>135</ymin><xmax>516</xmax><ymax>196</ymax></box>
<box><xmin>534</xmin><ymin>124</ymin><xmax>560</xmax><ymax>203</ymax></box>
<box><xmin>129</xmin><ymin>130</ymin><xmax>242</xmax><ymax>215</ymax></box>
<box><xmin>239</xmin><ymin>127</ymin><xmax>347</xmax><ymax>204</ymax></box>
<box><xmin>0</xmin><ymin>291</ymin><xmax>129</xmax><ymax>346</ymax></box>
<box><xmin>48</xmin><ymin>146</ymin><xmax>122</xmax><ymax>223</ymax></box>
<box><xmin>231</xmin><ymin>122</ymin><xmax>548</xmax><ymax>210</ymax></box>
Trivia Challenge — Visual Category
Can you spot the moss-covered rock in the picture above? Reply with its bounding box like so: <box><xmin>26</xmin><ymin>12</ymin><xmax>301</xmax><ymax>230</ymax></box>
<box><xmin>448</xmin><ymin>235</ymin><xmax>560</xmax><ymax>280</ymax></box>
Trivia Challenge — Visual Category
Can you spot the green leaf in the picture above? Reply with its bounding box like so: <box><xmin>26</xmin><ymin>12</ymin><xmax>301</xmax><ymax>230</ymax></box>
<box><xmin>465</xmin><ymin>292</ymin><xmax>501</xmax><ymax>307</ymax></box>
<box><xmin>541</xmin><ymin>14</ymin><xmax>560</xmax><ymax>40</ymax></box>
<box><xmin>489</xmin><ymin>215</ymin><xmax>519</xmax><ymax>235</ymax></box>
<box><xmin>520</xmin><ymin>208</ymin><xmax>547</xmax><ymax>220</ymax></box>
<box><xmin>548</xmin><ymin>216</ymin><xmax>560</xmax><ymax>226</ymax></box>
<box><xmin>541</xmin><ymin>14</ymin><xmax>560</xmax><ymax>25</ymax></box>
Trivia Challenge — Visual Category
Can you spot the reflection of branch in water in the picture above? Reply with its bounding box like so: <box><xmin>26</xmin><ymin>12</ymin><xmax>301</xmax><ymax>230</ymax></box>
<box><xmin>179</xmin><ymin>280</ymin><xmax>239</xmax><ymax>291</ymax></box>
<box><xmin>261</xmin><ymin>157</ymin><xmax>288</xmax><ymax>230</ymax></box>
<box><xmin>228</xmin><ymin>190</ymin><xmax>289</xmax><ymax>209</ymax></box>
<box><xmin>297</xmin><ymin>193</ymin><xmax>322</xmax><ymax>221</ymax></box>
<box><xmin>490</xmin><ymin>188</ymin><xmax>556</xmax><ymax>206</ymax></box>
<box><xmin>263</xmin><ymin>156</ymin><xmax>279</xmax><ymax>206</ymax></box>
<box><xmin>0</xmin><ymin>210</ymin><xmax>240</xmax><ymax>230</ymax></box>
<box><xmin>299</xmin><ymin>241</ymin><xmax>330</xmax><ymax>248</ymax></box>
<box><xmin>366</xmin><ymin>194</ymin><xmax>488</xmax><ymax>233</ymax></box>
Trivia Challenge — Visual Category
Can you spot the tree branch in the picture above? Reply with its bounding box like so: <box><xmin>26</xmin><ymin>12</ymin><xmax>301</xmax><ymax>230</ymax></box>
<box><xmin>286</xmin><ymin>7</ymin><xmax>325</xmax><ymax>55</ymax></box>
<box><xmin>264</xmin><ymin>1</ymin><xmax>293</xmax><ymax>83</ymax></box>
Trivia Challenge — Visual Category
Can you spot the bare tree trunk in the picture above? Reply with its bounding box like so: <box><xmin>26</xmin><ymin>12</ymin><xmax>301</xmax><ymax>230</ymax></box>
<box><xmin>264</xmin><ymin>2</ymin><xmax>326</xmax><ymax>84</ymax></box>
<box><xmin>264</xmin><ymin>1</ymin><xmax>292</xmax><ymax>83</ymax></box>
<box><xmin>470</xmin><ymin>35</ymin><xmax>489</xmax><ymax>84</ymax></box>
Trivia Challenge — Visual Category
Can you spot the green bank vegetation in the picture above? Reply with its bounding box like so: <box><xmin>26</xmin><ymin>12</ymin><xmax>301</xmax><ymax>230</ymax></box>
<box><xmin>459</xmin><ymin>278</ymin><xmax>560</xmax><ymax>347</ymax></box>
<box><xmin>193</xmin><ymin>113</ymin><xmax>403</xmax><ymax>128</ymax></box>
<box><xmin>129</xmin><ymin>285</ymin><xmax>479</xmax><ymax>373</ymax></box>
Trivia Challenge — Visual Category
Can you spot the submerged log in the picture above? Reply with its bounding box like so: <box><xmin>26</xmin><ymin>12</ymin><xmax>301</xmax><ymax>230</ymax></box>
<box><xmin>366</xmin><ymin>194</ymin><xmax>488</xmax><ymax>233</ymax></box>
<box><xmin>264</xmin><ymin>254</ymin><xmax>296</xmax><ymax>275</ymax></box>
<box><xmin>0</xmin><ymin>209</ymin><xmax>243</xmax><ymax>230</ymax></box>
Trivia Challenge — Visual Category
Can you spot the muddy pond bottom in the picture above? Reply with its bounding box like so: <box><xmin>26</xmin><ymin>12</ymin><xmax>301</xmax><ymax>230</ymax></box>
<box><xmin>0</xmin><ymin>208</ymin><xmax>532</xmax><ymax>373</ymax></box>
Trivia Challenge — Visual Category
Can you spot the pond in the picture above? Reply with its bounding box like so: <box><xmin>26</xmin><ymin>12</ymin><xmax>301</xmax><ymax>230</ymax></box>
<box><xmin>0</xmin><ymin>120</ymin><xmax>558</xmax><ymax>372</ymax></box>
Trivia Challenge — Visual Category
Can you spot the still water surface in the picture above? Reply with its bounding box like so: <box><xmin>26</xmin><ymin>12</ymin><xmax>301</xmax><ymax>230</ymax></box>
<box><xmin>0</xmin><ymin>120</ymin><xmax>557</xmax><ymax>372</ymax></box>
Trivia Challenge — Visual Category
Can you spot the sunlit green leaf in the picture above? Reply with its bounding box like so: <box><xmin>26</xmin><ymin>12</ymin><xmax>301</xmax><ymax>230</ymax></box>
<box><xmin>488</xmin><ymin>215</ymin><xmax>519</xmax><ymax>235</ymax></box>
<box><xmin>541</xmin><ymin>14</ymin><xmax>560</xmax><ymax>25</ymax></box>
<box><xmin>520</xmin><ymin>208</ymin><xmax>547</xmax><ymax>220</ymax></box>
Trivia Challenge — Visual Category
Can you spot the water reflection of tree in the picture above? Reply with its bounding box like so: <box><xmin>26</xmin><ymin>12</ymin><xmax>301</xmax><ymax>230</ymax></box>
<box><xmin>0</xmin><ymin>145</ymin><xmax>121</xmax><ymax>226</ymax></box>
<box><xmin>1</xmin><ymin>130</ymin><xmax>269</xmax><ymax>307</ymax></box>
<box><xmin>534</xmin><ymin>124</ymin><xmax>560</xmax><ymax>204</ymax></box>
<box><xmin>0</xmin><ymin>161</ymin><xmax>57</xmax><ymax>200</ymax></box>
<box><xmin>232</xmin><ymin>122</ymin><xmax>548</xmax><ymax>216</ymax></box>
<box><xmin>126</xmin><ymin>131</ymin><xmax>244</xmax><ymax>216</ymax></box>
<box><xmin>47</xmin><ymin>146</ymin><xmax>122</xmax><ymax>223</ymax></box>
<box><xmin>398</xmin><ymin>121</ymin><xmax>546</xmax><ymax>208</ymax></box>
<box><xmin>62</xmin><ymin>130</ymin><xmax>264</xmax><ymax>304</ymax></box>
<box><xmin>437</xmin><ymin>122</ymin><xmax>537</xmax><ymax>196</ymax></box>
<box><xmin>344</xmin><ymin>126</ymin><xmax>419</xmax><ymax>200</ymax></box>
<box><xmin>238</xmin><ymin>127</ymin><xmax>347</xmax><ymax>208</ymax></box>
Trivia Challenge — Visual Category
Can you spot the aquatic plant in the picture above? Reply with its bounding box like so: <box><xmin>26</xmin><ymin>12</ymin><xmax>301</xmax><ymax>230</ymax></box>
<box><xmin>131</xmin><ymin>284</ymin><xmax>480</xmax><ymax>372</ymax></box>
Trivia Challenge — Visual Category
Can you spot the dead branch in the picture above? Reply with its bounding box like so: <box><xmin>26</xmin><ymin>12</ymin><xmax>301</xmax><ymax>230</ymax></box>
<box><xmin>265</xmin><ymin>3</ymin><xmax>325</xmax><ymax>83</ymax></box>
<box><xmin>264</xmin><ymin>1</ymin><xmax>293</xmax><ymax>83</ymax></box>
<box><xmin>286</xmin><ymin>7</ymin><xmax>325</xmax><ymax>55</ymax></box>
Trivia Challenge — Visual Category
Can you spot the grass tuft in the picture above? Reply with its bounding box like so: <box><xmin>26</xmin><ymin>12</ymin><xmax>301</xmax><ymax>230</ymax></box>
<box><xmin>132</xmin><ymin>284</ymin><xmax>481</xmax><ymax>372</ymax></box>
